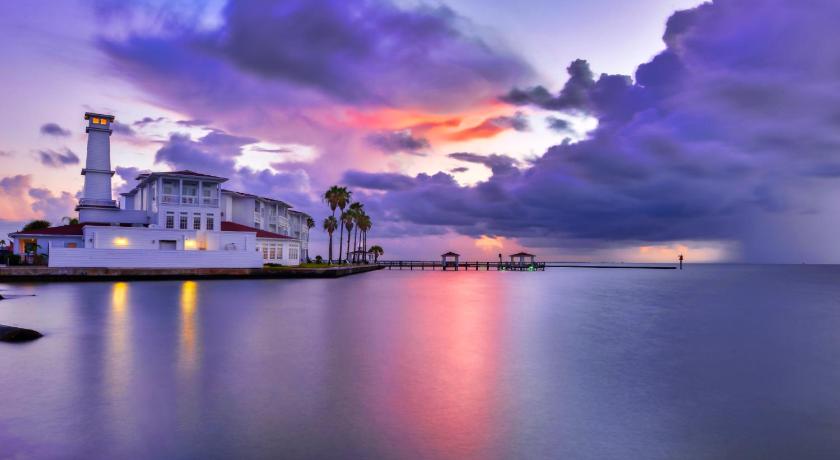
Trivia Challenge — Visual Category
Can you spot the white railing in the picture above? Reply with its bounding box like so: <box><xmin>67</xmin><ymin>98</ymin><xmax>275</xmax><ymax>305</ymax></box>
<box><xmin>161</xmin><ymin>195</ymin><xmax>179</xmax><ymax>204</ymax></box>
<box><xmin>202</xmin><ymin>197</ymin><xmax>219</xmax><ymax>206</ymax></box>
<box><xmin>181</xmin><ymin>195</ymin><xmax>198</xmax><ymax>205</ymax></box>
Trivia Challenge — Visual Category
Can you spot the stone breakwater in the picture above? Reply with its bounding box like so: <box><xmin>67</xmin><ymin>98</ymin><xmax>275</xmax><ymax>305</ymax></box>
<box><xmin>0</xmin><ymin>265</ymin><xmax>384</xmax><ymax>282</ymax></box>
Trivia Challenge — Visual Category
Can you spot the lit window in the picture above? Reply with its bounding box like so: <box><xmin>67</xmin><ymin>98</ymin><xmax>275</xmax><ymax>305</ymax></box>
<box><xmin>92</xmin><ymin>117</ymin><xmax>100</xmax><ymax>124</ymax></box>
<box><xmin>114</xmin><ymin>237</ymin><xmax>129</xmax><ymax>247</ymax></box>
<box><xmin>184</xmin><ymin>239</ymin><xmax>197</xmax><ymax>249</ymax></box>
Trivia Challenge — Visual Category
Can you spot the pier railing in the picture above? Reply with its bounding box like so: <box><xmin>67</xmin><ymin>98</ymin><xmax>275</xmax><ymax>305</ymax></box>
<box><xmin>375</xmin><ymin>260</ymin><xmax>677</xmax><ymax>271</ymax></box>
<box><xmin>375</xmin><ymin>260</ymin><xmax>546</xmax><ymax>271</ymax></box>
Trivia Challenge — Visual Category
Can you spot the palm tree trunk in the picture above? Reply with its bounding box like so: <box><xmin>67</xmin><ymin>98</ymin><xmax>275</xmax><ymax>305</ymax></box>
<box><xmin>328</xmin><ymin>233</ymin><xmax>333</xmax><ymax>263</ymax></box>
<box><xmin>346</xmin><ymin>229</ymin><xmax>352</xmax><ymax>263</ymax></box>
<box><xmin>353</xmin><ymin>227</ymin><xmax>358</xmax><ymax>263</ymax></box>
<box><xmin>338</xmin><ymin>224</ymin><xmax>344</xmax><ymax>264</ymax></box>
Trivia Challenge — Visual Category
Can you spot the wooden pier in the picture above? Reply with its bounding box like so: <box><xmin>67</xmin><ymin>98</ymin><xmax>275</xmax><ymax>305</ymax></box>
<box><xmin>378</xmin><ymin>260</ymin><xmax>546</xmax><ymax>271</ymax></box>
<box><xmin>376</xmin><ymin>261</ymin><xmax>676</xmax><ymax>271</ymax></box>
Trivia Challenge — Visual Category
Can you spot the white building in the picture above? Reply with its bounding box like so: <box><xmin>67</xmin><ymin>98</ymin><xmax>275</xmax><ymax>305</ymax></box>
<box><xmin>220</xmin><ymin>190</ymin><xmax>312</xmax><ymax>263</ymax></box>
<box><xmin>9</xmin><ymin>112</ymin><xmax>303</xmax><ymax>268</ymax></box>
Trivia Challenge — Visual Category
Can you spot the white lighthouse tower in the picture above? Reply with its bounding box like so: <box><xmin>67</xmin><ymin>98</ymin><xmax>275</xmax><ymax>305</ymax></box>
<box><xmin>77</xmin><ymin>112</ymin><xmax>120</xmax><ymax>223</ymax></box>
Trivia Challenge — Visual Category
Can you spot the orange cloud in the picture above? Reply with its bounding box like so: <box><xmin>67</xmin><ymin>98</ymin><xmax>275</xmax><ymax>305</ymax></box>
<box><xmin>474</xmin><ymin>235</ymin><xmax>506</xmax><ymax>253</ymax></box>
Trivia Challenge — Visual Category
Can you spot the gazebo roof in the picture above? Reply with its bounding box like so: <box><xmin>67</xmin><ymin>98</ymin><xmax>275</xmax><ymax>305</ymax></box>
<box><xmin>510</xmin><ymin>252</ymin><xmax>536</xmax><ymax>257</ymax></box>
<box><xmin>441</xmin><ymin>251</ymin><xmax>460</xmax><ymax>257</ymax></box>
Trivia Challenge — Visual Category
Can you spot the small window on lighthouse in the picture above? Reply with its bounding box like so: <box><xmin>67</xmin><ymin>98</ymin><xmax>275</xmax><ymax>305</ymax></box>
<box><xmin>92</xmin><ymin>117</ymin><xmax>100</xmax><ymax>124</ymax></box>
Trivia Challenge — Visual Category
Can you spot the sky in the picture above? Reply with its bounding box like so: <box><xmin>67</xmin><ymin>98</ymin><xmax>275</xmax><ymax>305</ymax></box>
<box><xmin>1</xmin><ymin>0</ymin><xmax>838</xmax><ymax>263</ymax></box>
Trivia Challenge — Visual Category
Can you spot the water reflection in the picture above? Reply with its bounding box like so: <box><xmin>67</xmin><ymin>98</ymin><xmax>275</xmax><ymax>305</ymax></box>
<box><xmin>106</xmin><ymin>282</ymin><xmax>134</xmax><ymax>448</ymax></box>
<box><xmin>178</xmin><ymin>281</ymin><xmax>200</xmax><ymax>376</ymax></box>
<box><xmin>378</xmin><ymin>273</ymin><xmax>506</xmax><ymax>459</ymax></box>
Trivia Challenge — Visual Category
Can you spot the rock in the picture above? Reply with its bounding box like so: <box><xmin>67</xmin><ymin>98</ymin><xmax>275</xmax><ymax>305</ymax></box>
<box><xmin>0</xmin><ymin>325</ymin><xmax>43</xmax><ymax>342</ymax></box>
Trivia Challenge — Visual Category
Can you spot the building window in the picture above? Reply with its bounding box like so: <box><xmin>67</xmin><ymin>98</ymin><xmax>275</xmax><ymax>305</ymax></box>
<box><xmin>278</xmin><ymin>244</ymin><xmax>283</xmax><ymax>259</ymax></box>
<box><xmin>290</xmin><ymin>247</ymin><xmax>298</xmax><ymax>260</ymax></box>
<box><xmin>193</xmin><ymin>213</ymin><xmax>201</xmax><ymax>230</ymax></box>
<box><xmin>206</xmin><ymin>214</ymin><xmax>214</xmax><ymax>231</ymax></box>
<box><xmin>166</xmin><ymin>212</ymin><xmax>175</xmax><ymax>229</ymax></box>
<box><xmin>262</xmin><ymin>244</ymin><xmax>269</xmax><ymax>260</ymax></box>
<box><xmin>180</xmin><ymin>212</ymin><xmax>188</xmax><ymax>230</ymax></box>
<box><xmin>255</xmin><ymin>201</ymin><xmax>260</xmax><ymax>212</ymax></box>
<box><xmin>269</xmin><ymin>245</ymin><xmax>276</xmax><ymax>260</ymax></box>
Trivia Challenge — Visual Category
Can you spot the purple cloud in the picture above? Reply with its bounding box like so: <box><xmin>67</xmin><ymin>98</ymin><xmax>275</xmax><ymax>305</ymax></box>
<box><xmin>40</xmin><ymin>123</ymin><xmax>71</xmax><ymax>137</ymax></box>
<box><xmin>448</xmin><ymin>152</ymin><xmax>519</xmax><ymax>175</ymax></box>
<box><xmin>366</xmin><ymin>131</ymin><xmax>430</xmax><ymax>155</ymax></box>
<box><xmin>342</xmin><ymin>0</ymin><xmax>840</xmax><ymax>261</ymax></box>
<box><xmin>28</xmin><ymin>188</ymin><xmax>76</xmax><ymax>221</ymax></box>
<box><xmin>37</xmin><ymin>148</ymin><xmax>80</xmax><ymax>168</ymax></box>
<box><xmin>152</xmin><ymin>129</ymin><xmax>314</xmax><ymax>210</ymax></box>
<box><xmin>111</xmin><ymin>121</ymin><xmax>136</xmax><ymax>136</ymax></box>
<box><xmin>545</xmin><ymin>116</ymin><xmax>572</xmax><ymax>133</ymax></box>
<box><xmin>343</xmin><ymin>171</ymin><xmax>417</xmax><ymax>191</ymax></box>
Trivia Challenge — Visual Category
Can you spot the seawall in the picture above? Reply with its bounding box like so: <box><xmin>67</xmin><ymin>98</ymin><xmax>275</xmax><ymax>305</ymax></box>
<box><xmin>0</xmin><ymin>265</ymin><xmax>384</xmax><ymax>282</ymax></box>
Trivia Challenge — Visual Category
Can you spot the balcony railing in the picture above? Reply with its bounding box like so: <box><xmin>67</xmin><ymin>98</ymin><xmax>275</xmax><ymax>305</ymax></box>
<box><xmin>160</xmin><ymin>195</ymin><xmax>219</xmax><ymax>206</ymax></box>
<box><xmin>161</xmin><ymin>195</ymin><xmax>179</xmax><ymax>204</ymax></box>
<box><xmin>202</xmin><ymin>197</ymin><xmax>219</xmax><ymax>206</ymax></box>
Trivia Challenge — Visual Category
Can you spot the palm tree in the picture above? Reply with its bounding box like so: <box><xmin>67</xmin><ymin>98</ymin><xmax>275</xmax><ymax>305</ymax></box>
<box><xmin>341</xmin><ymin>210</ymin><xmax>354</xmax><ymax>264</ymax></box>
<box><xmin>305</xmin><ymin>216</ymin><xmax>315</xmax><ymax>262</ymax></box>
<box><xmin>323</xmin><ymin>216</ymin><xmax>337</xmax><ymax>263</ymax></box>
<box><xmin>335</xmin><ymin>187</ymin><xmax>351</xmax><ymax>263</ymax></box>
<box><xmin>358</xmin><ymin>214</ymin><xmax>372</xmax><ymax>263</ymax></box>
<box><xmin>348</xmin><ymin>202</ymin><xmax>364</xmax><ymax>262</ymax></box>
<box><xmin>369</xmin><ymin>245</ymin><xmax>384</xmax><ymax>263</ymax></box>
<box><xmin>61</xmin><ymin>216</ymin><xmax>79</xmax><ymax>225</ymax></box>
<box><xmin>343</xmin><ymin>210</ymin><xmax>354</xmax><ymax>263</ymax></box>
<box><xmin>324</xmin><ymin>186</ymin><xmax>343</xmax><ymax>219</ymax></box>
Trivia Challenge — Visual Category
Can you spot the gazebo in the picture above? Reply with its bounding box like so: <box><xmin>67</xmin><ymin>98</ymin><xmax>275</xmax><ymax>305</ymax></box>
<box><xmin>509</xmin><ymin>252</ymin><xmax>536</xmax><ymax>268</ymax></box>
<box><xmin>441</xmin><ymin>251</ymin><xmax>460</xmax><ymax>270</ymax></box>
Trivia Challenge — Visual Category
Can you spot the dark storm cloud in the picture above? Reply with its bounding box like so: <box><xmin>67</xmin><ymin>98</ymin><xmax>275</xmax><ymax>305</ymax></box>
<box><xmin>132</xmin><ymin>116</ymin><xmax>166</xmax><ymax>127</ymax></box>
<box><xmin>96</xmin><ymin>0</ymin><xmax>532</xmax><ymax>112</ymax></box>
<box><xmin>176</xmin><ymin>118</ymin><xmax>210</xmax><ymax>127</ymax></box>
<box><xmin>111</xmin><ymin>121</ymin><xmax>136</xmax><ymax>136</ymax></box>
<box><xmin>448</xmin><ymin>152</ymin><xmax>520</xmax><ymax>175</ymax></box>
<box><xmin>153</xmin><ymin>129</ymin><xmax>313</xmax><ymax>209</ymax></box>
<box><xmin>40</xmin><ymin>123</ymin><xmax>71</xmax><ymax>137</ymax></box>
<box><xmin>114</xmin><ymin>166</ymin><xmax>145</xmax><ymax>194</ymax></box>
<box><xmin>545</xmin><ymin>116</ymin><xmax>571</xmax><ymax>133</ymax></box>
<box><xmin>346</xmin><ymin>0</ymin><xmax>840</xmax><ymax>260</ymax></box>
<box><xmin>37</xmin><ymin>148</ymin><xmax>80</xmax><ymax>168</ymax></box>
<box><xmin>366</xmin><ymin>131</ymin><xmax>430</xmax><ymax>155</ymax></box>
<box><xmin>28</xmin><ymin>187</ymin><xmax>76</xmax><ymax>220</ymax></box>
<box><xmin>487</xmin><ymin>111</ymin><xmax>529</xmax><ymax>132</ymax></box>
<box><xmin>212</xmin><ymin>0</ymin><xmax>532</xmax><ymax>106</ymax></box>
<box><xmin>343</xmin><ymin>170</ymin><xmax>416</xmax><ymax>191</ymax></box>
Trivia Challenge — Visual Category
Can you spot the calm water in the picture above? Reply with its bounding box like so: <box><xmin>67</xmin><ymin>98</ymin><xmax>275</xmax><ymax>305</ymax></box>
<box><xmin>2</xmin><ymin>265</ymin><xmax>840</xmax><ymax>459</ymax></box>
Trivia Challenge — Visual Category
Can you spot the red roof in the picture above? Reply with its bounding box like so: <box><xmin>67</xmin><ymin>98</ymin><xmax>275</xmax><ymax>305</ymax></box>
<box><xmin>220</xmin><ymin>221</ymin><xmax>294</xmax><ymax>240</ymax></box>
<box><xmin>10</xmin><ymin>223</ymin><xmax>85</xmax><ymax>236</ymax></box>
